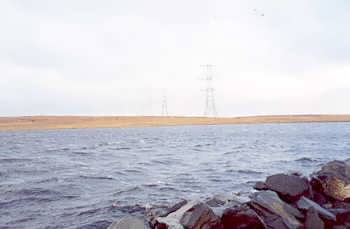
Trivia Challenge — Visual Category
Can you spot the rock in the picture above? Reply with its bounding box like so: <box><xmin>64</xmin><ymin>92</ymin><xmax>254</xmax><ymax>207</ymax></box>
<box><xmin>311</xmin><ymin>160</ymin><xmax>350</xmax><ymax>201</ymax></box>
<box><xmin>206</xmin><ymin>194</ymin><xmax>243</xmax><ymax>208</ymax></box>
<box><xmin>205</xmin><ymin>194</ymin><xmax>244</xmax><ymax>218</ymax></box>
<box><xmin>206</xmin><ymin>195</ymin><xmax>231</xmax><ymax>208</ymax></box>
<box><xmin>296</xmin><ymin>197</ymin><xmax>336</xmax><ymax>222</ymax></box>
<box><xmin>108</xmin><ymin>217</ymin><xmax>146</xmax><ymax>229</ymax></box>
<box><xmin>304</xmin><ymin>208</ymin><xmax>325</xmax><ymax>229</ymax></box>
<box><xmin>310</xmin><ymin>191</ymin><xmax>328</xmax><ymax>206</ymax></box>
<box><xmin>161</xmin><ymin>200</ymin><xmax>188</xmax><ymax>217</ymax></box>
<box><xmin>332</xmin><ymin>201</ymin><xmax>350</xmax><ymax>209</ymax></box>
<box><xmin>156</xmin><ymin>200</ymin><xmax>200</xmax><ymax>229</ymax></box>
<box><xmin>265</xmin><ymin>174</ymin><xmax>309</xmax><ymax>202</ymax></box>
<box><xmin>330</xmin><ymin>208</ymin><xmax>350</xmax><ymax>224</ymax></box>
<box><xmin>154</xmin><ymin>222</ymin><xmax>168</xmax><ymax>229</ymax></box>
<box><xmin>221</xmin><ymin>204</ymin><xmax>265</xmax><ymax>229</ymax></box>
<box><xmin>249</xmin><ymin>202</ymin><xmax>288</xmax><ymax>229</ymax></box>
<box><xmin>249</xmin><ymin>191</ymin><xmax>303</xmax><ymax>229</ymax></box>
<box><xmin>253</xmin><ymin>182</ymin><xmax>267</xmax><ymax>191</ymax></box>
<box><xmin>180</xmin><ymin>203</ymin><xmax>222</xmax><ymax>229</ymax></box>
<box><xmin>332</xmin><ymin>226</ymin><xmax>348</xmax><ymax>229</ymax></box>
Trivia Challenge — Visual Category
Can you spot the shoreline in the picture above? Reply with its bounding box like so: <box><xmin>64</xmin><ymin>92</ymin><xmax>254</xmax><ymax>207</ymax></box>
<box><xmin>111</xmin><ymin>159</ymin><xmax>350</xmax><ymax>229</ymax></box>
<box><xmin>1</xmin><ymin>114</ymin><xmax>350</xmax><ymax>131</ymax></box>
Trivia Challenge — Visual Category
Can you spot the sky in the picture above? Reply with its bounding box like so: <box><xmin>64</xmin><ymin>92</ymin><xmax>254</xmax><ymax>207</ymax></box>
<box><xmin>1</xmin><ymin>0</ymin><xmax>350</xmax><ymax>117</ymax></box>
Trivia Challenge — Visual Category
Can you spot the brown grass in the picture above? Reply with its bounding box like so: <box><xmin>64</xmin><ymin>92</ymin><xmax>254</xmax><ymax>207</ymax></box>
<box><xmin>1</xmin><ymin>115</ymin><xmax>350</xmax><ymax>132</ymax></box>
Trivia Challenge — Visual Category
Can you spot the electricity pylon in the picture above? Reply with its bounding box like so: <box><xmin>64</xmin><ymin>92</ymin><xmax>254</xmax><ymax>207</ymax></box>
<box><xmin>201</xmin><ymin>64</ymin><xmax>217</xmax><ymax>117</ymax></box>
<box><xmin>161</xmin><ymin>91</ymin><xmax>169</xmax><ymax>116</ymax></box>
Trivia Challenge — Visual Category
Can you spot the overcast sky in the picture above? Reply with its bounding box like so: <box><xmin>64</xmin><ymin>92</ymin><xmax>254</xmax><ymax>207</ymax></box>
<box><xmin>1</xmin><ymin>0</ymin><xmax>350</xmax><ymax>117</ymax></box>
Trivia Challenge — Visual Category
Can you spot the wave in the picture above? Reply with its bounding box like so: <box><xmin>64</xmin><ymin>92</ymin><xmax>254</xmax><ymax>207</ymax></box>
<box><xmin>142</xmin><ymin>183</ymin><xmax>159</xmax><ymax>188</ymax></box>
<box><xmin>223</xmin><ymin>151</ymin><xmax>237</xmax><ymax>155</ymax></box>
<box><xmin>76</xmin><ymin>220</ymin><xmax>112</xmax><ymax>229</ymax></box>
<box><xmin>0</xmin><ymin>158</ymin><xmax>32</xmax><ymax>163</ymax></box>
<box><xmin>78</xmin><ymin>208</ymin><xmax>105</xmax><ymax>216</ymax></box>
<box><xmin>0</xmin><ymin>197</ymin><xmax>60</xmax><ymax>208</ymax></box>
<box><xmin>295</xmin><ymin>157</ymin><xmax>316</xmax><ymax>162</ymax></box>
<box><xmin>114</xmin><ymin>186</ymin><xmax>143</xmax><ymax>195</ymax></box>
<box><xmin>123</xmin><ymin>169</ymin><xmax>143</xmax><ymax>174</ymax></box>
<box><xmin>225</xmin><ymin>169</ymin><xmax>263</xmax><ymax>175</ymax></box>
<box><xmin>71</xmin><ymin>151</ymin><xmax>90</xmax><ymax>156</ymax></box>
<box><xmin>113</xmin><ymin>147</ymin><xmax>132</xmax><ymax>151</ymax></box>
<box><xmin>194</xmin><ymin>143</ymin><xmax>212</xmax><ymax>148</ymax></box>
<box><xmin>13</xmin><ymin>188</ymin><xmax>63</xmax><ymax>196</ymax></box>
<box><xmin>149</xmin><ymin>159</ymin><xmax>171</xmax><ymax>165</ymax></box>
<box><xmin>115</xmin><ymin>204</ymin><xmax>146</xmax><ymax>214</ymax></box>
<box><xmin>79</xmin><ymin>175</ymin><xmax>115</xmax><ymax>181</ymax></box>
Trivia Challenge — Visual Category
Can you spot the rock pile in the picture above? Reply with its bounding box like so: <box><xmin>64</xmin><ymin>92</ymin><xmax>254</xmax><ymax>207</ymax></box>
<box><xmin>108</xmin><ymin>160</ymin><xmax>350</xmax><ymax>229</ymax></box>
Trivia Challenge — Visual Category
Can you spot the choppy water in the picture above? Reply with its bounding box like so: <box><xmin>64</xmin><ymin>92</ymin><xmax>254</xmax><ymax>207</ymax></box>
<box><xmin>1</xmin><ymin>123</ymin><xmax>350</xmax><ymax>228</ymax></box>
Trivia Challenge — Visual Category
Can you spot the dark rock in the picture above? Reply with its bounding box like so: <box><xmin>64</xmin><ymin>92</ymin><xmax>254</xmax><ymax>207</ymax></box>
<box><xmin>156</xmin><ymin>200</ymin><xmax>201</xmax><ymax>229</ymax></box>
<box><xmin>147</xmin><ymin>200</ymin><xmax>189</xmax><ymax>229</ymax></box>
<box><xmin>296</xmin><ymin>197</ymin><xmax>336</xmax><ymax>222</ymax></box>
<box><xmin>147</xmin><ymin>205</ymin><xmax>169</xmax><ymax>228</ymax></box>
<box><xmin>311</xmin><ymin>191</ymin><xmax>328</xmax><ymax>206</ymax></box>
<box><xmin>160</xmin><ymin>200</ymin><xmax>188</xmax><ymax>217</ymax></box>
<box><xmin>221</xmin><ymin>204</ymin><xmax>265</xmax><ymax>229</ymax></box>
<box><xmin>332</xmin><ymin>226</ymin><xmax>347</xmax><ymax>229</ymax></box>
<box><xmin>330</xmin><ymin>208</ymin><xmax>350</xmax><ymax>224</ymax></box>
<box><xmin>206</xmin><ymin>195</ymin><xmax>231</xmax><ymax>208</ymax></box>
<box><xmin>332</xmin><ymin>201</ymin><xmax>350</xmax><ymax>209</ymax></box>
<box><xmin>206</xmin><ymin>195</ymin><xmax>244</xmax><ymax>218</ymax></box>
<box><xmin>208</xmin><ymin>194</ymin><xmax>243</xmax><ymax>206</ymax></box>
<box><xmin>249</xmin><ymin>202</ymin><xmax>288</xmax><ymax>229</ymax></box>
<box><xmin>154</xmin><ymin>222</ymin><xmax>168</xmax><ymax>229</ymax></box>
<box><xmin>291</xmin><ymin>172</ymin><xmax>302</xmax><ymax>177</ymax></box>
<box><xmin>304</xmin><ymin>208</ymin><xmax>325</xmax><ymax>229</ymax></box>
<box><xmin>311</xmin><ymin>160</ymin><xmax>350</xmax><ymax>201</ymax></box>
<box><xmin>254</xmin><ymin>182</ymin><xmax>267</xmax><ymax>191</ymax></box>
<box><xmin>108</xmin><ymin>217</ymin><xmax>146</xmax><ymax>229</ymax></box>
<box><xmin>265</xmin><ymin>174</ymin><xmax>309</xmax><ymax>202</ymax></box>
<box><xmin>310</xmin><ymin>177</ymin><xmax>323</xmax><ymax>193</ymax></box>
<box><xmin>180</xmin><ymin>203</ymin><xmax>222</xmax><ymax>229</ymax></box>
<box><xmin>249</xmin><ymin>191</ymin><xmax>303</xmax><ymax>229</ymax></box>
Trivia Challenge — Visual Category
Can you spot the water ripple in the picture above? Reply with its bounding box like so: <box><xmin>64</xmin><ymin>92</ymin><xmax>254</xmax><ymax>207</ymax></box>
<box><xmin>1</xmin><ymin>123</ymin><xmax>350</xmax><ymax>228</ymax></box>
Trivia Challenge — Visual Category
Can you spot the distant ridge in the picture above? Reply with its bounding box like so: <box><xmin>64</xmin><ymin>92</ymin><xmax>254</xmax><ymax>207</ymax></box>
<box><xmin>1</xmin><ymin>115</ymin><xmax>350</xmax><ymax>131</ymax></box>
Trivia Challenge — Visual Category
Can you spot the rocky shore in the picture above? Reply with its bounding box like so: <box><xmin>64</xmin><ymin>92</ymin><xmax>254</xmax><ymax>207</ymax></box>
<box><xmin>108</xmin><ymin>160</ymin><xmax>350</xmax><ymax>229</ymax></box>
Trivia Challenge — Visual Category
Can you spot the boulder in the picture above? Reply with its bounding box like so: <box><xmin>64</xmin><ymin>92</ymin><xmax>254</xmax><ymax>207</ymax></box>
<box><xmin>221</xmin><ymin>204</ymin><xmax>265</xmax><ymax>229</ymax></box>
<box><xmin>108</xmin><ymin>217</ymin><xmax>146</xmax><ymax>229</ymax></box>
<box><xmin>161</xmin><ymin>200</ymin><xmax>188</xmax><ymax>217</ymax></box>
<box><xmin>330</xmin><ymin>208</ymin><xmax>350</xmax><ymax>224</ymax></box>
<box><xmin>205</xmin><ymin>194</ymin><xmax>240</xmax><ymax>208</ymax></box>
<box><xmin>311</xmin><ymin>160</ymin><xmax>350</xmax><ymax>201</ymax></box>
<box><xmin>249</xmin><ymin>191</ymin><xmax>303</xmax><ymax>229</ymax></box>
<box><xmin>253</xmin><ymin>182</ymin><xmax>267</xmax><ymax>191</ymax></box>
<box><xmin>206</xmin><ymin>198</ymin><xmax>225</xmax><ymax>208</ymax></box>
<box><xmin>205</xmin><ymin>194</ymin><xmax>243</xmax><ymax>218</ymax></box>
<box><xmin>265</xmin><ymin>174</ymin><xmax>309</xmax><ymax>202</ymax></box>
<box><xmin>310</xmin><ymin>191</ymin><xmax>328</xmax><ymax>206</ymax></box>
<box><xmin>296</xmin><ymin>197</ymin><xmax>336</xmax><ymax>222</ymax></box>
<box><xmin>180</xmin><ymin>203</ymin><xmax>222</xmax><ymax>229</ymax></box>
<box><xmin>249</xmin><ymin>202</ymin><xmax>288</xmax><ymax>229</ymax></box>
<box><xmin>332</xmin><ymin>226</ymin><xmax>348</xmax><ymax>229</ymax></box>
<box><xmin>156</xmin><ymin>200</ymin><xmax>200</xmax><ymax>229</ymax></box>
<box><xmin>304</xmin><ymin>208</ymin><xmax>325</xmax><ymax>229</ymax></box>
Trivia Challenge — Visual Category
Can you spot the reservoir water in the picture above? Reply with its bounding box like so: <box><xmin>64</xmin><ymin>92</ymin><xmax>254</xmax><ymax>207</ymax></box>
<box><xmin>1</xmin><ymin>123</ymin><xmax>350</xmax><ymax>228</ymax></box>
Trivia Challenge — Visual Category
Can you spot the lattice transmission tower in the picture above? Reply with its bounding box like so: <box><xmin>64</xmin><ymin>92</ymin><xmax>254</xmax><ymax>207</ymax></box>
<box><xmin>201</xmin><ymin>64</ymin><xmax>217</xmax><ymax>117</ymax></box>
<box><xmin>161</xmin><ymin>91</ymin><xmax>169</xmax><ymax>116</ymax></box>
